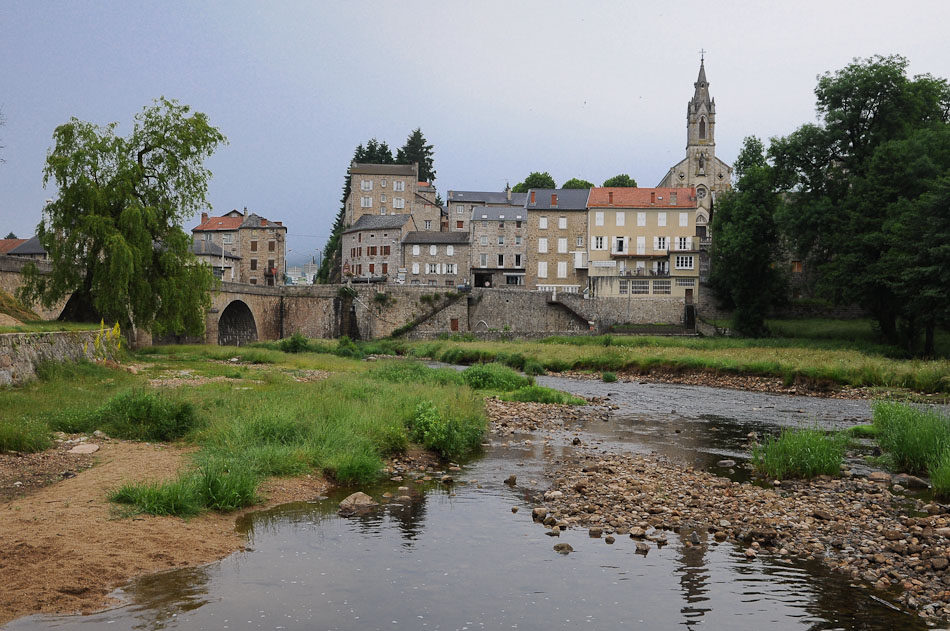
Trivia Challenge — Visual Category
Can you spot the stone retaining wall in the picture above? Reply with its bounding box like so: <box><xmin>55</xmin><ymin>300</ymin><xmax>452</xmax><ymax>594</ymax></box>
<box><xmin>0</xmin><ymin>331</ymin><xmax>101</xmax><ymax>386</ymax></box>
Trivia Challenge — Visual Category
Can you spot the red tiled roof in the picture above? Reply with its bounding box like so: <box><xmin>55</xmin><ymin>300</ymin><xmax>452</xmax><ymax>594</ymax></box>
<box><xmin>193</xmin><ymin>216</ymin><xmax>244</xmax><ymax>231</ymax></box>
<box><xmin>0</xmin><ymin>239</ymin><xmax>27</xmax><ymax>253</ymax></box>
<box><xmin>418</xmin><ymin>182</ymin><xmax>430</xmax><ymax>187</ymax></box>
<box><xmin>588</xmin><ymin>187</ymin><xmax>697</xmax><ymax>208</ymax></box>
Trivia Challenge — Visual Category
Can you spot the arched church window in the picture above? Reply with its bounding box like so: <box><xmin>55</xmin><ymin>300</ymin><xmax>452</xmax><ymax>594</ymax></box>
<box><xmin>699</xmin><ymin>117</ymin><xmax>707</xmax><ymax>139</ymax></box>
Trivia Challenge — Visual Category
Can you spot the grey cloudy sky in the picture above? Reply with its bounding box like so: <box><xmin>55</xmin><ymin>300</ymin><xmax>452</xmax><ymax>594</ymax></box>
<box><xmin>1</xmin><ymin>1</ymin><xmax>947</xmax><ymax>264</ymax></box>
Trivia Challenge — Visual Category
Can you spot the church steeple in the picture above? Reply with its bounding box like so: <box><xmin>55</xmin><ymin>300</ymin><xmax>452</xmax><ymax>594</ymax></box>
<box><xmin>687</xmin><ymin>56</ymin><xmax>715</xmax><ymax>148</ymax></box>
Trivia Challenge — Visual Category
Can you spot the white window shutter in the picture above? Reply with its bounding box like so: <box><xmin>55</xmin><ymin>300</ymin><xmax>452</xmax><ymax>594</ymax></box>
<box><xmin>687</xmin><ymin>237</ymin><xmax>693</xmax><ymax>250</ymax></box>
<box><xmin>653</xmin><ymin>236</ymin><xmax>659</xmax><ymax>250</ymax></box>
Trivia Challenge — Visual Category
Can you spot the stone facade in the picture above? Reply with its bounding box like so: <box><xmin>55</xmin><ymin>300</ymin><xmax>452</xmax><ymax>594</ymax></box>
<box><xmin>0</xmin><ymin>255</ymin><xmax>67</xmax><ymax>320</ymax></box>
<box><xmin>525</xmin><ymin>188</ymin><xmax>590</xmax><ymax>292</ymax></box>
<box><xmin>345</xmin><ymin>163</ymin><xmax>420</xmax><ymax>227</ymax></box>
<box><xmin>402</xmin><ymin>232</ymin><xmax>470</xmax><ymax>288</ymax></box>
<box><xmin>340</xmin><ymin>214</ymin><xmax>415</xmax><ymax>282</ymax></box>
<box><xmin>469</xmin><ymin>205</ymin><xmax>527</xmax><ymax>288</ymax></box>
<box><xmin>446</xmin><ymin>188</ymin><xmax>528</xmax><ymax>234</ymax></box>
<box><xmin>192</xmin><ymin>209</ymin><xmax>288</xmax><ymax>286</ymax></box>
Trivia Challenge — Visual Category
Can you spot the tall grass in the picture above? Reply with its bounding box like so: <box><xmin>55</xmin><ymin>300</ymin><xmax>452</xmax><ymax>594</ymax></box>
<box><xmin>873</xmin><ymin>402</ymin><xmax>950</xmax><ymax>475</ymax></box>
<box><xmin>0</xmin><ymin>418</ymin><xmax>51</xmax><ymax>453</ymax></box>
<box><xmin>89</xmin><ymin>391</ymin><xmax>200</xmax><ymax>441</ymax></box>
<box><xmin>497</xmin><ymin>386</ymin><xmax>587</xmax><ymax>405</ymax></box>
<box><xmin>461</xmin><ymin>363</ymin><xmax>532</xmax><ymax>391</ymax></box>
<box><xmin>750</xmin><ymin>427</ymin><xmax>846</xmax><ymax>479</ymax></box>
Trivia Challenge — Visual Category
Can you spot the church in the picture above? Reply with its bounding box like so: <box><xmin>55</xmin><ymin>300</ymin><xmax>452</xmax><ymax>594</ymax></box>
<box><xmin>657</xmin><ymin>57</ymin><xmax>733</xmax><ymax>237</ymax></box>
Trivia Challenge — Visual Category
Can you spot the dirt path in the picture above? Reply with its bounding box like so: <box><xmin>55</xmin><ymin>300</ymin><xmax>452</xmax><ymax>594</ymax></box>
<box><xmin>0</xmin><ymin>441</ymin><xmax>326</xmax><ymax>625</ymax></box>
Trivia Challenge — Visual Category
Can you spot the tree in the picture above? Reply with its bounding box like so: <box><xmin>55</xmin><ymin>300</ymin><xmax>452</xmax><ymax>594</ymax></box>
<box><xmin>561</xmin><ymin>178</ymin><xmax>594</xmax><ymax>189</ymax></box>
<box><xmin>511</xmin><ymin>171</ymin><xmax>556</xmax><ymax>193</ymax></box>
<box><xmin>771</xmin><ymin>55</ymin><xmax>950</xmax><ymax>349</ymax></box>
<box><xmin>4</xmin><ymin>232</ymin><xmax>15</xmax><ymax>239</ymax></box>
<box><xmin>708</xmin><ymin>136</ymin><xmax>786</xmax><ymax>337</ymax></box>
<box><xmin>396</xmin><ymin>128</ymin><xmax>436</xmax><ymax>183</ymax></box>
<box><xmin>602</xmin><ymin>174</ymin><xmax>637</xmax><ymax>187</ymax></box>
<box><xmin>18</xmin><ymin>98</ymin><xmax>225</xmax><ymax>339</ymax></box>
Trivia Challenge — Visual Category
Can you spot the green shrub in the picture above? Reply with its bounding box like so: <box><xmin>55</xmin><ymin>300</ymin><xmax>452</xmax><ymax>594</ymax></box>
<box><xmin>92</xmin><ymin>391</ymin><xmax>200</xmax><ymax>441</ymax></box>
<box><xmin>523</xmin><ymin>359</ymin><xmax>546</xmax><ymax>377</ymax></box>
<box><xmin>929</xmin><ymin>451</ymin><xmax>950</xmax><ymax>499</ymax></box>
<box><xmin>192</xmin><ymin>459</ymin><xmax>259</xmax><ymax>511</ymax></box>
<box><xmin>750</xmin><ymin>427</ymin><xmax>846</xmax><ymax>479</ymax></box>
<box><xmin>542</xmin><ymin>359</ymin><xmax>572</xmax><ymax>373</ymax></box>
<box><xmin>872</xmin><ymin>402</ymin><xmax>950</xmax><ymax>474</ymax></box>
<box><xmin>498</xmin><ymin>386</ymin><xmax>587</xmax><ymax>405</ymax></box>
<box><xmin>0</xmin><ymin>418</ymin><xmax>51</xmax><ymax>453</ymax></box>
<box><xmin>462</xmin><ymin>363</ymin><xmax>532</xmax><ymax>391</ymax></box>
<box><xmin>408</xmin><ymin>400</ymin><xmax>484</xmax><ymax>459</ymax></box>
<box><xmin>333</xmin><ymin>336</ymin><xmax>365</xmax><ymax>359</ymax></box>
<box><xmin>846</xmin><ymin>424</ymin><xmax>878</xmax><ymax>438</ymax></box>
<box><xmin>602</xmin><ymin>371</ymin><xmax>618</xmax><ymax>383</ymax></box>
<box><xmin>278</xmin><ymin>332</ymin><xmax>311</xmax><ymax>353</ymax></box>
<box><xmin>109</xmin><ymin>478</ymin><xmax>203</xmax><ymax>517</ymax></box>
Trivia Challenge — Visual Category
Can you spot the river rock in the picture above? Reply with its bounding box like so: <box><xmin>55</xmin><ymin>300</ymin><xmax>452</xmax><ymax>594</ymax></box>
<box><xmin>441</xmin><ymin>475</ymin><xmax>454</xmax><ymax>484</ymax></box>
<box><xmin>869</xmin><ymin>472</ymin><xmax>891</xmax><ymax>483</ymax></box>
<box><xmin>544</xmin><ymin>490</ymin><xmax>563</xmax><ymax>500</ymax></box>
<box><xmin>717</xmin><ymin>459</ymin><xmax>736</xmax><ymax>468</ymax></box>
<box><xmin>338</xmin><ymin>492</ymin><xmax>377</xmax><ymax>515</ymax></box>
<box><xmin>511</xmin><ymin>506</ymin><xmax>519</xmax><ymax>513</ymax></box>
<box><xmin>605</xmin><ymin>535</ymin><xmax>615</xmax><ymax>544</ymax></box>
<box><xmin>894</xmin><ymin>474</ymin><xmax>929</xmax><ymax>489</ymax></box>
<box><xmin>589</xmin><ymin>527</ymin><xmax>603</xmax><ymax>538</ymax></box>
<box><xmin>532</xmin><ymin>507</ymin><xmax>548</xmax><ymax>521</ymax></box>
<box><xmin>813</xmin><ymin>510</ymin><xmax>833</xmax><ymax>521</ymax></box>
<box><xmin>635</xmin><ymin>542</ymin><xmax>650</xmax><ymax>554</ymax></box>
<box><xmin>504</xmin><ymin>475</ymin><xmax>517</xmax><ymax>486</ymax></box>
<box><xmin>68</xmin><ymin>443</ymin><xmax>99</xmax><ymax>455</ymax></box>
<box><xmin>932</xmin><ymin>557</ymin><xmax>949</xmax><ymax>571</ymax></box>
<box><xmin>554</xmin><ymin>543</ymin><xmax>573</xmax><ymax>555</ymax></box>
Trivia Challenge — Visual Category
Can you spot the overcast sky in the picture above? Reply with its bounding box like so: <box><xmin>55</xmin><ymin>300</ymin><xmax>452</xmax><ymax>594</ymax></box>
<box><xmin>1</xmin><ymin>1</ymin><xmax>948</xmax><ymax>264</ymax></box>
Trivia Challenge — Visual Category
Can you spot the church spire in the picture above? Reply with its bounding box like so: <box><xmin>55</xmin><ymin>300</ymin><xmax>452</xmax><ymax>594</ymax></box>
<box><xmin>692</xmin><ymin>56</ymin><xmax>712</xmax><ymax>113</ymax></box>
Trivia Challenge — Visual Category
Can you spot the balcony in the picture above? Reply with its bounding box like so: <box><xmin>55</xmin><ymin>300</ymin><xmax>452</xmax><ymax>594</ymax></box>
<box><xmin>264</xmin><ymin>267</ymin><xmax>278</xmax><ymax>277</ymax></box>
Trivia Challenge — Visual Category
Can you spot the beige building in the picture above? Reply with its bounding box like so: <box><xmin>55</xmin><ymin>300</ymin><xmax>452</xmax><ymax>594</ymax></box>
<box><xmin>344</xmin><ymin>163</ymin><xmax>420</xmax><ymax>227</ymax></box>
<box><xmin>587</xmin><ymin>187</ymin><xmax>700</xmax><ymax>300</ymax></box>
<box><xmin>340</xmin><ymin>214</ymin><xmax>415</xmax><ymax>282</ymax></box>
<box><xmin>657</xmin><ymin>58</ymin><xmax>732</xmax><ymax>236</ymax></box>
<box><xmin>469</xmin><ymin>205</ymin><xmax>527</xmax><ymax>288</ymax></box>
<box><xmin>192</xmin><ymin>208</ymin><xmax>287</xmax><ymax>286</ymax></box>
<box><xmin>402</xmin><ymin>232</ymin><xmax>470</xmax><ymax>287</ymax></box>
<box><xmin>525</xmin><ymin>188</ymin><xmax>590</xmax><ymax>293</ymax></box>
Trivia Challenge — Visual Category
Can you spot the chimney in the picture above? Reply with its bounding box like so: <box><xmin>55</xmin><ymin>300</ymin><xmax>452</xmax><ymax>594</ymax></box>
<box><xmin>608</xmin><ymin>191</ymin><xmax>614</xmax><ymax>205</ymax></box>
<box><xmin>243</xmin><ymin>206</ymin><xmax>248</xmax><ymax>217</ymax></box>
<box><xmin>650</xmin><ymin>191</ymin><xmax>656</xmax><ymax>205</ymax></box>
<box><xmin>551</xmin><ymin>194</ymin><xmax>558</xmax><ymax>206</ymax></box>
<box><xmin>201</xmin><ymin>212</ymin><xmax>208</xmax><ymax>223</ymax></box>
<box><xmin>505</xmin><ymin>182</ymin><xmax>511</xmax><ymax>201</ymax></box>
<box><xmin>261</xmin><ymin>218</ymin><xmax>267</xmax><ymax>226</ymax></box>
<box><xmin>530</xmin><ymin>191</ymin><xmax>536</xmax><ymax>204</ymax></box>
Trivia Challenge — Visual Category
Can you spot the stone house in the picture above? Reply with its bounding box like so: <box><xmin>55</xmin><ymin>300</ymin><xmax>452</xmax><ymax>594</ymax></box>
<box><xmin>525</xmin><ymin>188</ymin><xmax>591</xmax><ymax>293</ymax></box>
<box><xmin>192</xmin><ymin>208</ymin><xmax>288</xmax><ymax>286</ymax></box>
<box><xmin>446</xmin><ymin>187</ymin><xmax>528</xmax><ymax>234</ymax></box>
<box><xmin>340</xmin><ymin>214</ymin><xmax>416</xmax><ymax>282</ymax></box>
<box><xmin>344</xmin><ymin>163</ymin><xmax>420</xmax><ymax>227</ymax></box>
<box><xmin>413</xmin><ymin>181</ymin><xmax>442</xmax><ymax>231</ymax></box>
<box><xmin>586</xmin><ymin>187</ymin><xmax>700</xmax><ymax>300</ymax></box>
<box><xmin>190</xmin><ymin>239</ymin><xmax>240</xmax><ymax>281</ymax></box>
<box><xmin>402</xmin><ymin>231</ymin><xmax>470</xmax><ymax>287</ymax></box>
<box><xmin>5</xmin><ymin>236</ymin><xmax>48</xmax><ymax>261</ymax></box>
<box><xmin>469</xmin><ymin>205</ymin><xmax>527</xmax><ymax>288</ymax></box>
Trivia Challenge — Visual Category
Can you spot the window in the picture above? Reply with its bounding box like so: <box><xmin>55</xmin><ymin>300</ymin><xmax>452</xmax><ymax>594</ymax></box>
<box><xmin>615</xmin><ymin>212</ymin><xmax>625</xmax><ymax>227</ymax></box>
<box><xmin>427</xmin><ymin>263</ymin><xmax>440</xmax><ymax>274</ymax></box>
<box><xmin>450</xmin><ymin>317</ymin><xmax>459</xmax><ymax>331</ymax></box>
<box><xmin>558</xmin><ymin>216</ymin><xmax>567</xmax><ymax>229</ymax></box>
<box><xmin>699</xmin><ymin>117</ymin><xmax>706</xmax><ymax>139</ymax></box>
<box><xmin>456</xmin><ymin>205</ymin><xmax>464</xmax><ymax>215</ymax></box>
<box><xmin>369</xmin><ymin>263</ymin><xmax>375</xmax><ymax>274</ymax></box>
<box><xmin>656</xmin><ymin>260</ymin><xmax>668</xmax><ymax>275</ymax></box>
<box><xmin>539</xmin><ymin>216</ymin><xmax>548</xmax><ymax>229</ymax></box>
<box><xmin>361</xmin><ymin>196</ymin><xmax>372</xmax><ymax>208</ymax></box>
<box><xmin>393</xmin><ymin>197</ymin><xmax>405</xmax><ymax>209</ymax></box>
<box><xmin>576</xmin><ymin>236</ymin><xmax>583</xmax><ymax>247</ymax></box>
<box><xmin>538</xmin><ymin>238</ymin><xmax>548</xmax><ymax>253</ymax></box>
<box><xmin>656</xmin><ymin>236</ymin><xmax>667</xmax><ymax>250</ymax></box>
<box><xmin>516</xmin><ymin>221</ymin><xmax>522</xmax><ymax>228</ymax></box>
<box><xmin>613</xmin><ymin>237</ymin><xmax>626</xmax><ymax>254</ymax></box>
<box><xmin>498</xmin><ymin>221</ymin><xmax>504</xmax><ymax>229</ymax></box>
<box><xmin>676</xmin><ymin>277</ymin><xmax>696</xmax><ymax>287</ymax></box>
<box><xmin>250</xmin><ymin>259</ymin><xmax>258</xmax><ymax>270</ymax></box>
<box><xmin>637</xmin><ymin>212</ymin><xmax>646</xmax><ymax>227</ymax></box>
<box><xmin>515</xmin><ymin>236</ymin><xmax>522</xmax><ymax>245</ymax></box>
<box><xmin>792</xmin><ymin>260</ymin><xmax>803</xmax><ymax>273</ymax></box>
<box><xmin>456</xmin><ymin>221</ymin><xmax>464</xmax><ymax>229</ymax></box>
<box><xmin>383</xmin><ymin>245</ymin><xmax>390</xmax><ymax>255</ymax></box>
<box><xmin>368</xmin><ymin>246</ymin><xmax>377</xmax><ymax>256</ymax></box>
<box><xmin>593</xmin><ymin>236</ymin><xmax>605</xmax><ymax>250</ymax></box>
<box><xmin>357</xmin><ymin>247</ymin><xmax>362</xmax><ymax>256</ymax></box>
<box><xmin>412</xmin><ymin>245</ymin><xmax>420</xmax><ymax>256</ymax></box>
<box><xmin>382</xmin><ymin>263</ymin><xmax>388</xmax><ymax>274</ymax></box>
<box><xmin>203</xmin><ymin>232</ymin><xmax>211</xmax><ymax>241</ymax></box>
<box><xmin>429</xmin><ymin>245</ymin><xmax>437</xmax><ymax>255</ymax></box>
<box><xmin>557</xmin><ymin>238</ymin><xmax>567</xmax><ymax>253</ymax></box>
<box><xmin>498</xmin><ymin>236</ymin><xmax>505</xmax><ymax>245</ymax></box>
<box><xmin>636</xmin><ymin>236</ymin><xmax>645</xmax><ymax>255</ymax></box>
<box><xmin>424</xmin><ymin>220</ymin><xmax>432</xmax><ymax>230</ymax></box>
<box><xmin>360</xmin><ymin>180</ymin><xmax>372</xmax><ymax>191</ymax></box>
<box><xmin>675</xmin><ymin>255</ymin><xmax>694</xmax><ymax>269</ymax></box>
<box><xmin>557</xmin><ymin>261</ymin><xmax>567</xmax><ymax>278</ymax></box>
<box><xmin>445</xmin><ymin>263</ymin><xmax>457</xmax><ymax>274</ymax></box>
<box><xmin>268</xmin><ymin>241</ymin><xmax>275</xmax><ymax>252</ymax></box>
<box><xmin>394</xmin><ymin>181</ymin><xmax>405</xmax><ymax>192</ymax></box>
<box><xmin>222</xmin><ymin>234</ymin><xmax>233</xmax><ymax>244</ymax></box>
<box><xmin>679</xmin><ymin>212</ymin><xmax>688</xmax><ymax>227</ymax></box>
<box><xmin>595</xmin><ymin>212</ymin><xmax>604</xmax><ymax>226</ymax></box>
<box><xmin>537</xmin><ymin>261</ymin><xmax>548</xmax><ymax>278</ymax></box>
<box><xmin>505</xmin><ymin>275</ymin><xmax>524</xmax><ymax>286</ymax></box>
<box><xmin>446</xmin><ymin>245</ymin><xmax>454</xmax><ymax>256</ymax></box>
<box><xmin>381</xmin><ymin>179</ymin><xmax>387</xmax><ymax>188</ymax></box>
<box><xmin>678</xmin><ymin>236</ymin><xmax>690</xmax><ymax>251</ymax></box>
<box><xmin>412</xmin><ymin>263</ymin><xmax>420</xmax><ymax>274</ymax></box>
<box><xmin>497</xmin><ymin>254</ymin><xmax>504</xmax><ymax>266</ymax></box>
<box><xmin>619</xmin><ymin>279</ymin><xmax>628</xmax><ymax>295</ymax></box>
<box><xmin>250</xmin><ymin>278</ymin><xmax>257</xmax><ymax>285</ymax></box>
<box><xmin>653</xmin><ymin>280</ymin><xmax>671</xmax><ymax>295</ymax></box>
<box><xmin>480</xmin><ymin>236</ymin><xmax>488</xmax><ymax>246</ymax></box>
<box><xmin>658</xmin><ymin>212</ymin><xmax>667</xmax><ymax>227</ymax></box>
<box><xmin>250</xmin><ymin>240</ymin><xmax>258</xmax><ymax>252</ymax></box>
<box><xmin>380</xmin><ymin>194</ymin><xmax>387</xmax><ymax>203</ymax></box>
<box><xmin>632</xmin><ymin>279</ymin><xmax>649</xmax><ymax>294</ymax></box>
<box><xmin>515</xmin><ymin>254</ymin><xmax>522</xmax><ymax>267</ymax></box>
<box><xmin>480</xmin><ymin>254</ymin><xmax>488</xmax><ymax>267</ymax></box>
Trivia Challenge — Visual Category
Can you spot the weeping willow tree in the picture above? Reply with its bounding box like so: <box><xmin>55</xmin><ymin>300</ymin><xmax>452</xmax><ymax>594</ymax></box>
<box><xmin>19</xmin><ymin>98</ymin><xmax>226</xmax><ymax>340</ymax></box>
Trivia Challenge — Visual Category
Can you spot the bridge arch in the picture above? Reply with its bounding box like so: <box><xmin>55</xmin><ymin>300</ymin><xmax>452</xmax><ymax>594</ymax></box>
<box><xmin>218</xmin><ymin>300</ymin><xmax>258</xmax><ymax>346</ymax></box>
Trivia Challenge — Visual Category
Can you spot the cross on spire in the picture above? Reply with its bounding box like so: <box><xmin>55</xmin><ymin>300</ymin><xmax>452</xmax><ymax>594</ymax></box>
<box><xmin>699</xmin><ymin>48</ymin><xmax>706</xmax><ymax>62</ymax></box>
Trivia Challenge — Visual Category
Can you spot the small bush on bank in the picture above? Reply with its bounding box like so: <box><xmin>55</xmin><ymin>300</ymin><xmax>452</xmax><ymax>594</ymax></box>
<box><xmin>92</xmin><ymin>391</ymin><xmax>200</xmax><ymax>441</ymax></box>
<box><xmin>602</xmin><ymin>371</ymin><xmax>618</xmax><ymax>383</ymax></box>
<box><xmin>278</xmin><ymin>332</ymin><xmax>311</xmax><ymax>353</ymax></box>
<box><xmin>523</xmin><ymin>359</ymin><xmax>545</xmax><ymax>376</ymax></box>
<box><xmin>368</xmin><ymin>360</ymin><xmax>464</xmax><ymax>387</ymax></box>
<box><xmin>0</xmin><ymin>418</ymin><xmax>51</xmax><ymax>453</ymax></box>
<box><xmin>462</xmin><ymin>363</ymin><xmax>532</xmax><ymax>391</ymax></box>
<box><xmin>192</xmin><ymin>459</ymin><xmax>259</xmax><ymax>511</ymax></box>
<box><xmin>872</xmin><ymin>402</ymin><xmax>950</xmax><ymax>475</ymax></box>
<box><xmin>409</xmin><ymin>400</ymin><xmax>484</xmax><ymax>459</ymax></box>
<box><xmin>109</xmin><ymin>478</ymin><xmax>203</xmax><ymax>517</ymax></box>
<box><xmin>498</xmin><ymin>386</ymin><xmax>587</xmax><ymax>406</ymax></box>
<box><xmin>751</xmin><ymin>427</ymin><xmax>846</xmax><ymax>479</ymax></box>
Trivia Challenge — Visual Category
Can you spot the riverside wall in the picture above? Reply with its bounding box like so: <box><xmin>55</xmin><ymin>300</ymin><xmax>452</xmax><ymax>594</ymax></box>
<box><xmin>0</xmin><ymin>331</ymin><xmax>102</xmax><ymax>386</ymax></box>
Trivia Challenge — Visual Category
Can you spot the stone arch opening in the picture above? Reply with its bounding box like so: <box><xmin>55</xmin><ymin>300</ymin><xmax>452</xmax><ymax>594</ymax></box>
<box><xmin>218</xmin><ymin>300</ymin><xmax>258</xmax><ymax>346</ymax></box>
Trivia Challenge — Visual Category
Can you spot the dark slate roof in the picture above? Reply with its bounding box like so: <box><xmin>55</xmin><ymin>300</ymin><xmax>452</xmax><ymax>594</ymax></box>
<box><xmin>402</xmin><ymin>231</ymin><xmax>470</xmax><ymax>245</ymax></box>
<box><xmin>191</xmin><ymin>239</ymin><xmax>240</xmax><ymax>260</ymax></box>
<box><xmin>349</xmin><ymin>163</ymin><xmax>417</xmax><ymax>176</ymax></box>
<box><xmin>470</xmin><ymin>206</ymin><xmax>526</xmax><ymax>221</ymax></box>
<box><xmin>343</xmin><ymin>214</ymin><xmax>412</xmax><ymax>234</ymax></box>
<box><xmin>447</xmin><ymin>190</ymin><xmax>528</xmax><ymax>205</ymax></box>
<box><xmin>8</xmin><ymin>236</ymin><xmax>46</xmax><ymax>255</ymax></box>
<box><xmin>240</xmin><ymin>212</ymin><xmax>286</xmax><ymax>230</ymax></box>
<box><xmin>525</xmin><ymin>188</ymin><xmax>590</xmax><ymax>210</ymax></box>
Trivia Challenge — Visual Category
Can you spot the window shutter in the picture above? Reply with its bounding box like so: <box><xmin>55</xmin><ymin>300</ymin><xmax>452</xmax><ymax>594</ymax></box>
<box><xmin>653</xmin><ymin>236</ymin><xmax>659</xmax><ymax>250</ymax></box>
<box><xmin>687</xmin><ymin>237</ymin><xmax>693</xmax><ymax>250</ymax></box>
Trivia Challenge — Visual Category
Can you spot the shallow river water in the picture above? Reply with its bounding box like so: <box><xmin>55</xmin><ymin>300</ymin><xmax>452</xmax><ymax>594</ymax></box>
<box><xmin>9</xmin><ymin>378</ymin><xmax>936</xmax><ymax>631</ymax></box>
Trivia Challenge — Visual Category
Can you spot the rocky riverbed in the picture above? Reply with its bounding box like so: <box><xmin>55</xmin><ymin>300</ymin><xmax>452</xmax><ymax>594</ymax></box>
<box><xmin>487</xmin><ymin>398</ymin><xmax>950</xmax><ymax>622</ymax></box>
